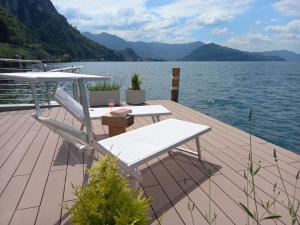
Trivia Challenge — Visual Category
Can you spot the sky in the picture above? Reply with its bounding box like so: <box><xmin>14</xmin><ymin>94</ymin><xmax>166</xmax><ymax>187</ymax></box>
<box><xmin>50</xmin><ymin>0</ymin><xmax>300</xmax><ymax>53</ymax></box>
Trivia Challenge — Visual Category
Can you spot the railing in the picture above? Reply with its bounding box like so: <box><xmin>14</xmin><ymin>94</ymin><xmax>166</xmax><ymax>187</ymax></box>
<box><xmin>0</xmin><ymin>79</ymin><xmax>76</xmax><ymax>105</ymax></box>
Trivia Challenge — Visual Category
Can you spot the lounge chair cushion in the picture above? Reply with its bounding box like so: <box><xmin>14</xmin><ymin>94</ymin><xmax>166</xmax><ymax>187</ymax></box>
<box><xmin>98</xmin><ymin>118</ymin><xmax>211</xmax><ymax>167</ymax></box>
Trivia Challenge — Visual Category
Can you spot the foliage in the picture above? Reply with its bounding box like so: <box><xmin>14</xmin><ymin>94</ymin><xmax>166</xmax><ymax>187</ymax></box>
<box><xmin>88</xmin><ymin>82</ymin><xmax>121</xmax><ymax>91</ymax></box>
<box><xmin>240</xmin><ymin>109</ymin><xmax>300</xmax><ymax>225</ymax></box>
<box><xmin>60</xmin><ymin>53</ymin><xmax>71</xmax><ymax>62</ymax></box>
<box><xmin>65</xmin><ymin>155</ymin><xmax>150</xmax><ymax>225</ymax></box>
<box><xmin>0</xmin><ymin>1</ymin><xmax>124</xmax><ymax>61</ymax></box>
<box><xmin>0</xmin><ymin>43</ymin><xmax>34</xmax><ymax>59</ymax></box>
<box><xmin>130</xmin><ymin>73</ymin><xmax>142</xmax><ymax>90</ymax></box>
<box><xmin>273</xmin><ymin>150</ymin><xmax>300</xmax><ymax>225</ymax></box>
<box><xmin>0</xmin><ymin>7</ymin><xmax>48</xmax><ymax>59</ymax></box>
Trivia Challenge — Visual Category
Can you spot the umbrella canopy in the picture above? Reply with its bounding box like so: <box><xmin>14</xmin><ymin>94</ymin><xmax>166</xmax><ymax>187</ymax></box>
<box><xmin>0</xmin><ymin>72</ymin><xmax>110</xmax><ymax>82</ymax></box>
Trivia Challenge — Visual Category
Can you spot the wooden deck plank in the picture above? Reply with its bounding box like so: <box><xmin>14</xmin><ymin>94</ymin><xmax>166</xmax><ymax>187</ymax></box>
<box><xmin>171</xmin><ymin>152</ymin><xmax>251</xmax><ymax>225</ymax></box>
<box><xmin>200</xmin><ymin>149</ymin><xmax>295</xmax><ymax>223</ymax></box>
<box><xmin>0</xmin><ymin>122</ymin><xmax>33</xmax><ymax>168</ymax></box>
<box><xmin>159</xmin><ymin>154</ymin><xmax>235</xmax><ymax>225</ymax></box>
<box><xmin>0</xmin><ymin>176</ymin><xmax>29</xmax><ymax>225</ymax></box>
<box><xmin>17</xmin><ymin>108</ymin><xmax>66</xmax><ymax>210</ymax></box>
<box><xmin>14</xmin><ymin>107</ymin><xmax>59</xmax><ymax>176</ymax></box>
<box><xmin>0</xmin><ymin>130</ymin><xmax>37</xmax><ymax>194</ymax></box>
<box><xmin>134</xmin><ymin>115</ymin><xmax>235</xmax><ymax>224</ymax></box>
<box><xmin>0</xmin><ymin>114</ymin><xmax>12</xmax><ymax>127</ymax></box>
<box><xmin>10</xmin><ymin>207</ymin><xmax>39</xmax><ymax>225</ymax></box>
<box><xmin>147</xmin><ymin>158</ymin><xmax>208</xmax><ymax>225</ymax></box>
<box><xmin>0</xmin><ymin>113</ymin><xmax>23</xmax><ymax>137</ymax></box>
<box><xmin>63</xmin><ymin>144</ymin><xmax>84</xmax><ymax>202</ymax></box>
<box><xmin>62</xmin><ymin>109</ymin><xmax>84</xmax><ymax>203</ymax></box>
<box><xmin>161</xmin><ymin>100</ymin><xmax>300</xmax><ymax>163</ymax></box>
<box><xmin>35</xmin><ymin>170</ymin><xmax>66</xmax><ymax>225</ymax></box>
<box><xmin>0</xmin><ymin>100</ymin><xmax>299</xmax><ymax>225</ymax></box>
<box><xmin>160</xmin><ymin>100</ymin><xmax>300</xmax><ymax>195</ymax></box>
<box><xmin>143</xmin><ymin>185</ymin><xmax>184</xmax><ymax>225</ymax></box>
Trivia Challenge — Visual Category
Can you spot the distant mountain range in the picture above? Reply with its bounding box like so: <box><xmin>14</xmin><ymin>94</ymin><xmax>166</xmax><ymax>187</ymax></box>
<box><xmin>84</xmin><ymin>32</ymin><xmax>300</xmax><ymax>62</ymax></box>
<box><xmin>83</xmin><ymin>32</ymin><xmax>204</xmax><ymax>61</ymax></box>
<box><xmin>182</xmin><ymin>43</ymin><xmax>284</xmax><ymax>61</ymax></box>
<box><xmin>0</xmin><ymin>0</ymin><xmax>123</xmax><ymax>61</ymax></box>
<box><xmin>0</xmin><ymin>0</ymin><xmax>298</xmax><ymax>62</ymax></box>
<box><xmin>254</xmin><ymin>50</ymin><xmax>300</xmax><ymax>61</ymax></box>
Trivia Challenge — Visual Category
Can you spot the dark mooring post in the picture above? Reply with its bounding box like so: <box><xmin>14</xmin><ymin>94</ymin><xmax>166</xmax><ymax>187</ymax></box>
<box><xmin>171</xmin><ymin>68</ymin><xmax>180</xmax><ymax>102</ymax></box>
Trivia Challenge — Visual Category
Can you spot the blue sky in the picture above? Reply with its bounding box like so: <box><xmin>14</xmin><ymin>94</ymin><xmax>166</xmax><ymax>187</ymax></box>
<box><xmin>51</xmin><ymin>0</ymin><xmax>300</xmax><ymax>53</ymax></box>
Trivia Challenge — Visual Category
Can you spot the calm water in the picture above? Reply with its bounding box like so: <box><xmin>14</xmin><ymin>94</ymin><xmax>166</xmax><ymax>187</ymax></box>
<box><xmin>51</xmin><ymin>62</ymin><xmax>300</xmax><ymax>154</ymax></box>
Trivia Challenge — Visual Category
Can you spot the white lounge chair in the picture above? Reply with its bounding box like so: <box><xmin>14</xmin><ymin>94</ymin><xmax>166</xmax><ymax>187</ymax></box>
<box><xmin>32</xmin><ymin>113</ymin><xmax>211</xmax><ymax>182</ymax></box>
<box><xmin>51</xmin><ymin>87</ymin><xmax>172</xmax><ymax>130</ymax></box>
<box><xmin>0</xmin><ymin>72</ymin><xmax>211</xmax><ymax>183</ymax></box>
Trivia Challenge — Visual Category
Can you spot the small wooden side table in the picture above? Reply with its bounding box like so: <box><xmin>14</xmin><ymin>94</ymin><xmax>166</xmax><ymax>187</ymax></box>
<box><xmin>102</xmin><ymin>113</ymin><xmax>134</xmax><ymax>137</ymax></box>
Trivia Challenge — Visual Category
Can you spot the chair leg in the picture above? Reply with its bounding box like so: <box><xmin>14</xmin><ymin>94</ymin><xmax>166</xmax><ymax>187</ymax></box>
<box><xmin>174</xmin><ymin>137</ymin><xmax>202</xmax><ymax>161</ymax></box>
<box><xmin>80</xmin><ymin>123</ymin><xmax>84</xmax><ymax>131</ymax></box>
<box><xmin>151</xmin><ymin>116</ymin><xmax>156</xmax><ymax>123</ymax></box>
<box><xmin>133</xmin><ymin>168</ymin><xmax>142</xmax><ymax>189</ymax></box>
<box><xmin>196</xmin><ymin>137</ymin><xmax>201</xmax><ymax>161</ymax></box>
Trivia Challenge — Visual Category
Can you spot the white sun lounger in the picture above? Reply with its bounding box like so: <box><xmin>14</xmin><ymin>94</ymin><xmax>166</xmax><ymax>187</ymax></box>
<box><xmin>32</xmin><ymin>114</ymin><xmax>211</xmax><ymax>182</ymax></box>
<box><xmin>1</xmin><ymin>72</ymin><xmax>211</xmax><ymax>183</ymax></box>
<box><xmin>52</xmin><ymin>87</ymin><xmax>171</xmax><ymax>129</ymax></box>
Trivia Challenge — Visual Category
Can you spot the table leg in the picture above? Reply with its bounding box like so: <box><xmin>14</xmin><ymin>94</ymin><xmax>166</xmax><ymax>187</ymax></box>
<box><xmin>109</xmin><ymin>126</ymin><xmax>126</xmax><ymax>137</ymax></box>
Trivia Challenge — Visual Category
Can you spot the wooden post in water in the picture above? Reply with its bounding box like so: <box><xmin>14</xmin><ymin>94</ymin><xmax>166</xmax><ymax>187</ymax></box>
<box><xmin>171</xmin><ymin>68</ymin><xmax>180</xmax><ymax>102</ymax></box>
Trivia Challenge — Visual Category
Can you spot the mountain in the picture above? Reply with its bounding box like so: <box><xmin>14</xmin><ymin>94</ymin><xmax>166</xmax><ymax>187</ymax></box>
<box><xmin>0</xmin><ymin>0</ymin><xmax>123</xmax><ymax>61</ymax></box>
<box><xmin>83</xmin><ymin>32</ymin><xmax>204</xmax><ymax>60</ymax></box>
<box><xmin>182</xmin><ymin>43</ymin><xmax>284</xmax><ymax>61</ymax></box>
<box><xmin>0</xmin><ymin>6</ymin><xmax>48</xmax><ymax>59</ymax></box>
<box><xmin>115</xmin><ymin>48</ymin><xmax>142</xmax><ymax>61</ymax></box>
<box><xmin>255</xmin><ymin>50</ymin><xmax>300</xmax><ymax>61</ymax></box>
<box><xmin>84</xmin><ymin>32</ymin><xmax>128</xmax><ymax>51</ymax></box>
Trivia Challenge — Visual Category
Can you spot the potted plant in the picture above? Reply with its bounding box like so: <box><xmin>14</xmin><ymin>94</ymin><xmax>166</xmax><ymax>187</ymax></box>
<box><xmin>126</xmin><ymin>73</ymin><xmax>145</xmax><ymax>105</ymax></box>
<box><xmin>88</xmin><ymin>82</ymin><xmax>120</xmax><ymax>107</ymax></box>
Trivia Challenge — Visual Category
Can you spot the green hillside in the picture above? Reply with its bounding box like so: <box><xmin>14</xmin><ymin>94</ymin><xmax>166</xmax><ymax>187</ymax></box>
<box><xmin>0</xmin><ymin>7</ymin><xmax>48</xmax><ymax>59</ymax></box>
<box><xmin>182</xmin><ymin>43</ymin><xmax>284</xmax><ymax>61</ymax></box>
<box><xmin>0</xmin><ymin>0</ymin><xmax>123</xmax><ymax>61</ymax></box>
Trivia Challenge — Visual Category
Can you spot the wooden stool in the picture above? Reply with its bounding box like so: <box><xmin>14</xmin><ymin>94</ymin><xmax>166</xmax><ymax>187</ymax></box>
<box><xmin>102</xmin><ymin>113</ymin><xmax>134</xmax><ymax>137</ymax></box>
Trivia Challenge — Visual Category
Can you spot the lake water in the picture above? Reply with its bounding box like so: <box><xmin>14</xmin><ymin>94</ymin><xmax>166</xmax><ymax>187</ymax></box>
<box><xmin>50</xmin><ymin>61</ymin><xmax>299</xmax><ymax>154</ymax></box>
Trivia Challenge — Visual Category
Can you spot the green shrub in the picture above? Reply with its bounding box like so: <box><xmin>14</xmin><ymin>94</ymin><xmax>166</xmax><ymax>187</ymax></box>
<box><xmin>65</xmin><ymin>155</ymin><xmax>150</xmax><ymax>225</ymax></box>
<box><xmin>88</xmin><ymin>82</ymin><xmax>121</xmax><ymax>91</ymax></box>
<box><xmin>130</xmin><ymin>73</ymin><xmax>142</xmax><ymax>90</ymax></box>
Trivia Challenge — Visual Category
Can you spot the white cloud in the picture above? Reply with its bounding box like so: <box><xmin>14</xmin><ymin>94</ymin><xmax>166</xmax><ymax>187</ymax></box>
<box><xmin>255</xmin><ymin>20</ymin><xmax>262</xmax><ymax>24</ymax></box>
<box><xmin>265</xmin><ymin>20</ymin><xmax>300</xmax><ymax>33</ymax></box>
<box><xmin>273</xmin><ymin>0</ymin><xmax>300</xmax><ymax>16</ymax></box>
<box><xmin>50</xmin><ymin>0</ymin><xmax>254</xmax><ymax>43</ymax></box>
<box><xmin>224</xmin><ymin>31</ymin><xmax>300</xmax><ymax>52</ymax></box>
<box><xmin>211</xmin><ymin>27</ymin><xmax>228</xmax><ymax>35</ymax></box>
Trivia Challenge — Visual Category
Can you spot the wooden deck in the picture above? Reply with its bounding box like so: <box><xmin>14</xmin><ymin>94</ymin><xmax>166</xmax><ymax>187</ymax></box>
<box><xmin>0</xmin><ymin>100</ymin><xmax>299</xmax><ymax>225</ymax></box>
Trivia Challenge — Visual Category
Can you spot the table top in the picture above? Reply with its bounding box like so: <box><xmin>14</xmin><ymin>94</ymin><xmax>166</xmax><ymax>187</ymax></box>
<box><xmin>0</xmin><ymin>72</ymin><xmax>110</xmax><ymax>82</ymax></box>
<box><xmin>89</xmin><ymin>105</ymin><xmax>171</xmax><ymax>119</ymax></box>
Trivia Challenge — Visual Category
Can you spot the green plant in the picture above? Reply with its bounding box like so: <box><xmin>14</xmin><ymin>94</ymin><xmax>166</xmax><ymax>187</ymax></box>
<box><xmin>130</xmin><ymin>73</ymin><xmax>142</xmax><ymax>90</ymax></box>
<box><xmin>88</xmin><ymin>82</ymin><xmax>121</xmax><ymax>91</ymax></box>
<box><xmin>273</xmin><ymin>150</ymin><xmax>300</xmax><ymax>225</ymax></box>
<box><xmin>240</xmin><ymin>109</ymin><xmax>300</xmax><ymax>225</ymax></box>
<box><xmin>65</xmin><ymin>155</ymin><xmax>150</xmax><ymax>225</ymax></box>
